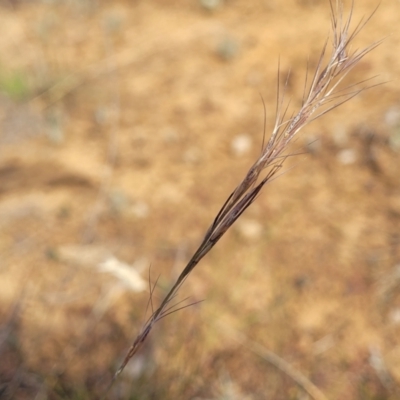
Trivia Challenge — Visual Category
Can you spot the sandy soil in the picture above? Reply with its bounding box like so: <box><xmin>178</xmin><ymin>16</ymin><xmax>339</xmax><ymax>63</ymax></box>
<box><xmin>1</xmin><ymin>0</ymin><xmax>400</xmax><ymax>399</ymax></box>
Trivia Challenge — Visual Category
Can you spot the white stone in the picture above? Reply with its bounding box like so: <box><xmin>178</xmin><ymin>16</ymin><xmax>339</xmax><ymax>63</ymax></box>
<box><xmin>236</xmin><ymin>219</ymin><xmax>263</xmax><ymax>240</ymax></box>
<box><xmin>231</xmin><ymin>134</ymin><xmax>252</xmax><ymax>157</ymax></box>
<box><xmin>337</xmin><ymin>148</ymin><xmax>357</xmax><ymax>165</ymax></box>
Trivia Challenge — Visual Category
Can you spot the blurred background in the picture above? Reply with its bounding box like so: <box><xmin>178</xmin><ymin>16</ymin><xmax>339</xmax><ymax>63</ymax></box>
<box><xmin>0</xmin><ymin>0</ymin><xmax>400</xmax><ymax>399</ymax></box>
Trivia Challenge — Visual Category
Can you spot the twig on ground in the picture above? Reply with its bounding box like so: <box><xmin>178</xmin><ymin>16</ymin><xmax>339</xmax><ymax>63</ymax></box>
<box><xmin>219</xmin><ymin>321</ymin><xmax>329</xmax><ymax>400</ymax></box>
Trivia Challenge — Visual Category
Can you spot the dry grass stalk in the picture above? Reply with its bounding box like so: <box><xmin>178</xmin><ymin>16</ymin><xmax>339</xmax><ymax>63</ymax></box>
<box><xmin>106</xmin><ymin>0</ymin><xmax>382</xmax><ymax>394</ymax></box>
<box><xmin>220</xmin><ymin>320</ymin><xmax>329</xmax><ymax>400</ymax></box>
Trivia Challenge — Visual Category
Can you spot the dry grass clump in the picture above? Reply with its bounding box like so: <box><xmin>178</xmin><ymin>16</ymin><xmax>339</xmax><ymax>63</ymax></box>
<box><xmin>105</xmin><ymin>0</ymin><xmax>383</xmax><ymax>395</ymax></box>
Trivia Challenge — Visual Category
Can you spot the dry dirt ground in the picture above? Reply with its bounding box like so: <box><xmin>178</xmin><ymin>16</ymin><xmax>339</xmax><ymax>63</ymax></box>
<box><xmin>1</xmin><ymin>0</ymin><xmax>400</xmax><ymax>399</ymax></box>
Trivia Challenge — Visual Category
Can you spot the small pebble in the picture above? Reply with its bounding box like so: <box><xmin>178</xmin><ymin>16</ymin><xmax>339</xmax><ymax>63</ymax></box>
<box><xmin>216</xmin><ymin>37</ymin><xmax>239</xmax><ymax>61</ymax></box>
<box><xmin>161</xmin><ymin>127</ymin><xmax>179</xmax><ymax>143</ymax></box>
<box><xmin>389</xmin><ymin>308</ymin><xmax>400</xmax><ymax>325</ymax></box>
<box><xmin>337</xmin><ymin>148</ymin><xmax>357</xmax><ymax>165</ymax></box>
<box><xmin>183</xmin><ymin>147</ymin><xmax>202</xmax><ymax>164</ymax></box>
<box><xmin>108</xmin><ymin>191</ymin><xmax>129</xmax><ymax>213</ymax></box>
<box><xmin>231</xmin><ymin>134</ymin><xmax>252</xmax><ymax>156</ymax></box>
<box><xmin>236</xmin><ymin>219</ymin><xmax>263</xmax><ymax>240</ymax></box>
<box><xmin>130</xmin><ymin>200</ymin><xmax>149</xmax><ymax>219</ymax></box>
<box><xmin>200</xmin><ymin>0</ymin><xmax>223</xmax><ymax>11</ymax></box>
<box><xmin>384</xmin><ymin>106</ymin><xmax>400</xmax><ymax>127</ymax></box>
